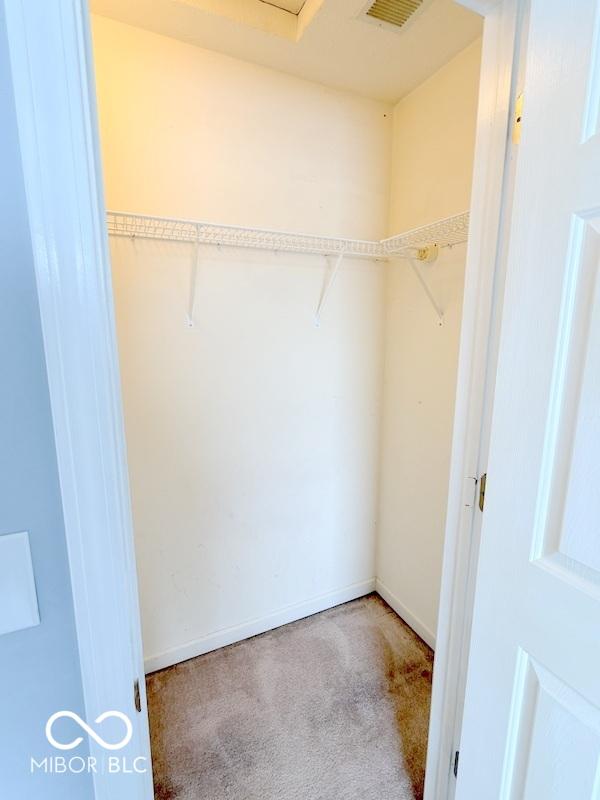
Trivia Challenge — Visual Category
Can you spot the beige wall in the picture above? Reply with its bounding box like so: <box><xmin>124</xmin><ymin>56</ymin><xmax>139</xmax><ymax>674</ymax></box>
<box><xmin>377</xmin><ymin>39</ymin><xmax>482</xmax><ymax>645</ymax></box>
<box><xmin>92</xmin><ymin>15</ymin><xmax>391</xmax><ymax>239</ymax></box>
<box><xmin>92</xmin><ymin>15</ymin><xmax>392</xmax><ymax>669</ymax></box>
<box><xmin>92</xmin><ymin>12</ymin><xmax>481</xmax><ymax>664</ymax></box>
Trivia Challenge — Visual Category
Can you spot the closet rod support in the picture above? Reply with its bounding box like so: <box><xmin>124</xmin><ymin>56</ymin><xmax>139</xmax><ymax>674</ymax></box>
<box><xmin>315</xmin><ymin>249</ymin><xmax>345</xmax><ymax>327</ymax></box>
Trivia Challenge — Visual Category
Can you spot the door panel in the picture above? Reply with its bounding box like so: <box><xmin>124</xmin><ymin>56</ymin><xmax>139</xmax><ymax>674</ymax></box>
<box><xmin>457</xmin><ymin>0</ymin><xmax>600</xmax><ymax>795</ymax></box>
<box><xmin>538</xmin><ymin>213</ymin><xmax>600</xmax><ymax>579</ymax></box>
<box><xmin>506</xmin><ymin>654</ymin><xmax>600</xmax><ymax>800</ymax></box>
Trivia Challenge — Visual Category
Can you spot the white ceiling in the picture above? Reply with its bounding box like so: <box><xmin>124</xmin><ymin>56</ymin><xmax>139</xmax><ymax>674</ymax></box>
<box><xmin>89</xmin><ymin>0</ymin><xmax>482</xmax><ymax>103</ymax></box>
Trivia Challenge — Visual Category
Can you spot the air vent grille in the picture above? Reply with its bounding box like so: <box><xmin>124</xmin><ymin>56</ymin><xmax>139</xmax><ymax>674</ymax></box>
<box><xmin>366</xmin><ymin>0</ymin><xmax>423</xmax><ymax>29</ymax></box>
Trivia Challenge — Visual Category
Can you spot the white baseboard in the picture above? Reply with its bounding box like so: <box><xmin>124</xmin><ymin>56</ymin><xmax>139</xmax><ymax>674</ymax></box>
<box><xmin>375</xmin><ymin>578</ymin><xmax>436</xmax><ymax>650</ymax></box>
<box><xmin>144</xmin><ymin>578</ymin><xmax>376</xmax><ymax>673</ymax></box>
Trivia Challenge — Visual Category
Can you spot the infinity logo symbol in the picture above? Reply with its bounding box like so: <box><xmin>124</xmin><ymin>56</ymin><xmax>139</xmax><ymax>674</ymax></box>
<box><xmin>45</xmin><ymin>711</ymin><xmax>133</xmax><ymax>751</ymax></box>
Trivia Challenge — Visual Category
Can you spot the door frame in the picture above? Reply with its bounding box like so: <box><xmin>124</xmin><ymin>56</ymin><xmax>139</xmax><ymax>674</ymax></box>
<box><xmin>424</xmin><ymin>0</ymin><xmax>523</xmax><ymax>800</ymax></box>
<box><xmin>3</xmin><ymin>1</ymin><xmax>517</xmax><ymax>798</ymax></box>
<box><xmin>3</xmin><ymin>2</ymin><xmax>152</xmax><ymax>799</ymax></box>
<box><xmin>425</xmin><ymin>1</ymin><xmax>521</xmax><ymax>798</ymax></box>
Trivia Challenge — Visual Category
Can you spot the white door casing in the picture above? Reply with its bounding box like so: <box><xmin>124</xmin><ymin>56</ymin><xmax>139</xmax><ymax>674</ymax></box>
<box><xmin>458</xmin><ymin>0</ymin><xmax>600</xmax><ymax>797</ymax></box>
<box><xmin>424</xmin><ymin>2</ymin><xmax>523</xmax><ymax>797</ymax></box>
<box><xmin>3</xmin><ymin>2</ymin><xmax>153</xmax><ymax>798</ymax></box>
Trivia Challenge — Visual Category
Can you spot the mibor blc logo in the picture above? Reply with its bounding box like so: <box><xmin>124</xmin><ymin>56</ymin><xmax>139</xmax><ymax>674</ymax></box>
<box><xmin>30</xmin><ymin>710</ymin><xmax>147</xmax><ymax>775</ymax></box>
<box><xmin>45</xmin><ymin>711</ymin><xmax>133</xmax><ymax>751</ymax></box>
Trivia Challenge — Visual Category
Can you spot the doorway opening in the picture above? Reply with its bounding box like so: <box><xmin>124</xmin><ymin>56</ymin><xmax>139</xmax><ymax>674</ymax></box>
<box><xmin>4</xmin><ymin>0</ymin><xmax>520</xmax><ymax>797</ymax></box>
<box><xmin>89</xmin><ymin>5</ymin><xmax>483</xmax><ymax>798</ymax></box>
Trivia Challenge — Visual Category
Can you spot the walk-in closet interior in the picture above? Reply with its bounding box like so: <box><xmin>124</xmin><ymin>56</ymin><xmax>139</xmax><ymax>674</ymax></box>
<box><xmin>90</xmin><ymin>1</ymin><xmax>482</xmax><ymax>797</ymax></box>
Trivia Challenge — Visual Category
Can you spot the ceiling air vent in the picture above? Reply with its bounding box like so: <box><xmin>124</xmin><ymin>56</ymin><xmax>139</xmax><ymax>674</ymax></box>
<box><xmin>364</xmin><ymin>0</ymin><xmax>425</xmax><ymax>30</ymax></box>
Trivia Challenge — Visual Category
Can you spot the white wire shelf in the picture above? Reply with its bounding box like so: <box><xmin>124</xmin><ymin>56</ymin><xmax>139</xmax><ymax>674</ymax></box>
<box><xmin>382</xmin><ymin>211</ymin><xmax>469</xmax><ymax>257</ymax></box>
<box><xmin>106</xmin><ymin>209</ymin><xmax>470</xmax><ymax>327</ymax></box>
<box><xmin>106</xmin><ymin>210</ymin><xmax>469</xmax><ymax>261</ymax></box>
<box><xmin>107</xmin><ymin>211</ymin><xmax>383</xmax><ymax>259</ymax></box>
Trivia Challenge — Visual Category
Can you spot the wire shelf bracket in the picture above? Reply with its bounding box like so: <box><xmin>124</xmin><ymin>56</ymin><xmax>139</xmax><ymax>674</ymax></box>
<box><xmin>186</xmin><ymin>233</ymin><xmax>201</xmax><ymax>328</ymax></box>
<box><xmin>315</xmin><ymin>249</ymin><xmax>346</xmax><ymax>327</ymax></box>
<box><xmin>408</xmin><ymin>256</ymin><xmax>445</xmax><ymax>326</ymax></box>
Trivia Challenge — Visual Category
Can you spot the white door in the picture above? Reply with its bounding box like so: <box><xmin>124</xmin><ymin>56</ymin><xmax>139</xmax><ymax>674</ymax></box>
<box><xmin>457</xmin><ymin>0</ymin><xmax>600</xmax><ymax>797</ymax></box>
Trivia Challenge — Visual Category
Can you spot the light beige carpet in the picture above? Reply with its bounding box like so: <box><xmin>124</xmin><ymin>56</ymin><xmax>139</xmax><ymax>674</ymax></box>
<box><xmin>147</xmin><ymin>594</ymin><xmax>434</xmax><ymax>800</ymax></box>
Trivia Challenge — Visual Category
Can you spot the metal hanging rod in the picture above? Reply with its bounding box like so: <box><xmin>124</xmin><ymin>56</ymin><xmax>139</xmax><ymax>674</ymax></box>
<box><xmin>106</xmin><ymin>210</ymin><xmax>469</xmax><ymax>262</ymax></box>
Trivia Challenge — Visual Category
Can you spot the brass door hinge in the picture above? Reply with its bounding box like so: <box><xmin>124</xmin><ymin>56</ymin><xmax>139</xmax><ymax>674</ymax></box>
<box><xmin>134</xmin><ymin>678</ymin><xmax>142</xmax><ymax>713</ymax></box>
<box><xmin>478</xmin><ymin>473</ymin><xmax>487</xmax><ymax>512</ymax></box>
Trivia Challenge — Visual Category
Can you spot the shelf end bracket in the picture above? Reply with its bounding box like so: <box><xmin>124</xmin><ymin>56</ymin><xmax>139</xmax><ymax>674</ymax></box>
<box><xmin>408</xmin><ymin>253</ymin><xmax>444</xmax><ymax>325</ymax></box>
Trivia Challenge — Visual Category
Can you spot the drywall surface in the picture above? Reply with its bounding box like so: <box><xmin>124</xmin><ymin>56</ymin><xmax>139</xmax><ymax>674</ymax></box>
<box><xmin>92</xmin><ymin>15</ymin><xmax>391</xmax><ymax>669</ymax></box>
<box><xmin>0</xmin><ymin>5</ymin><xmax>92</xmax><ymax>796</ymax></box>
<box><xmin>376</xmin><ymin>39</ymin><xmax>482</xmax><ymax>647</ymax></box>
